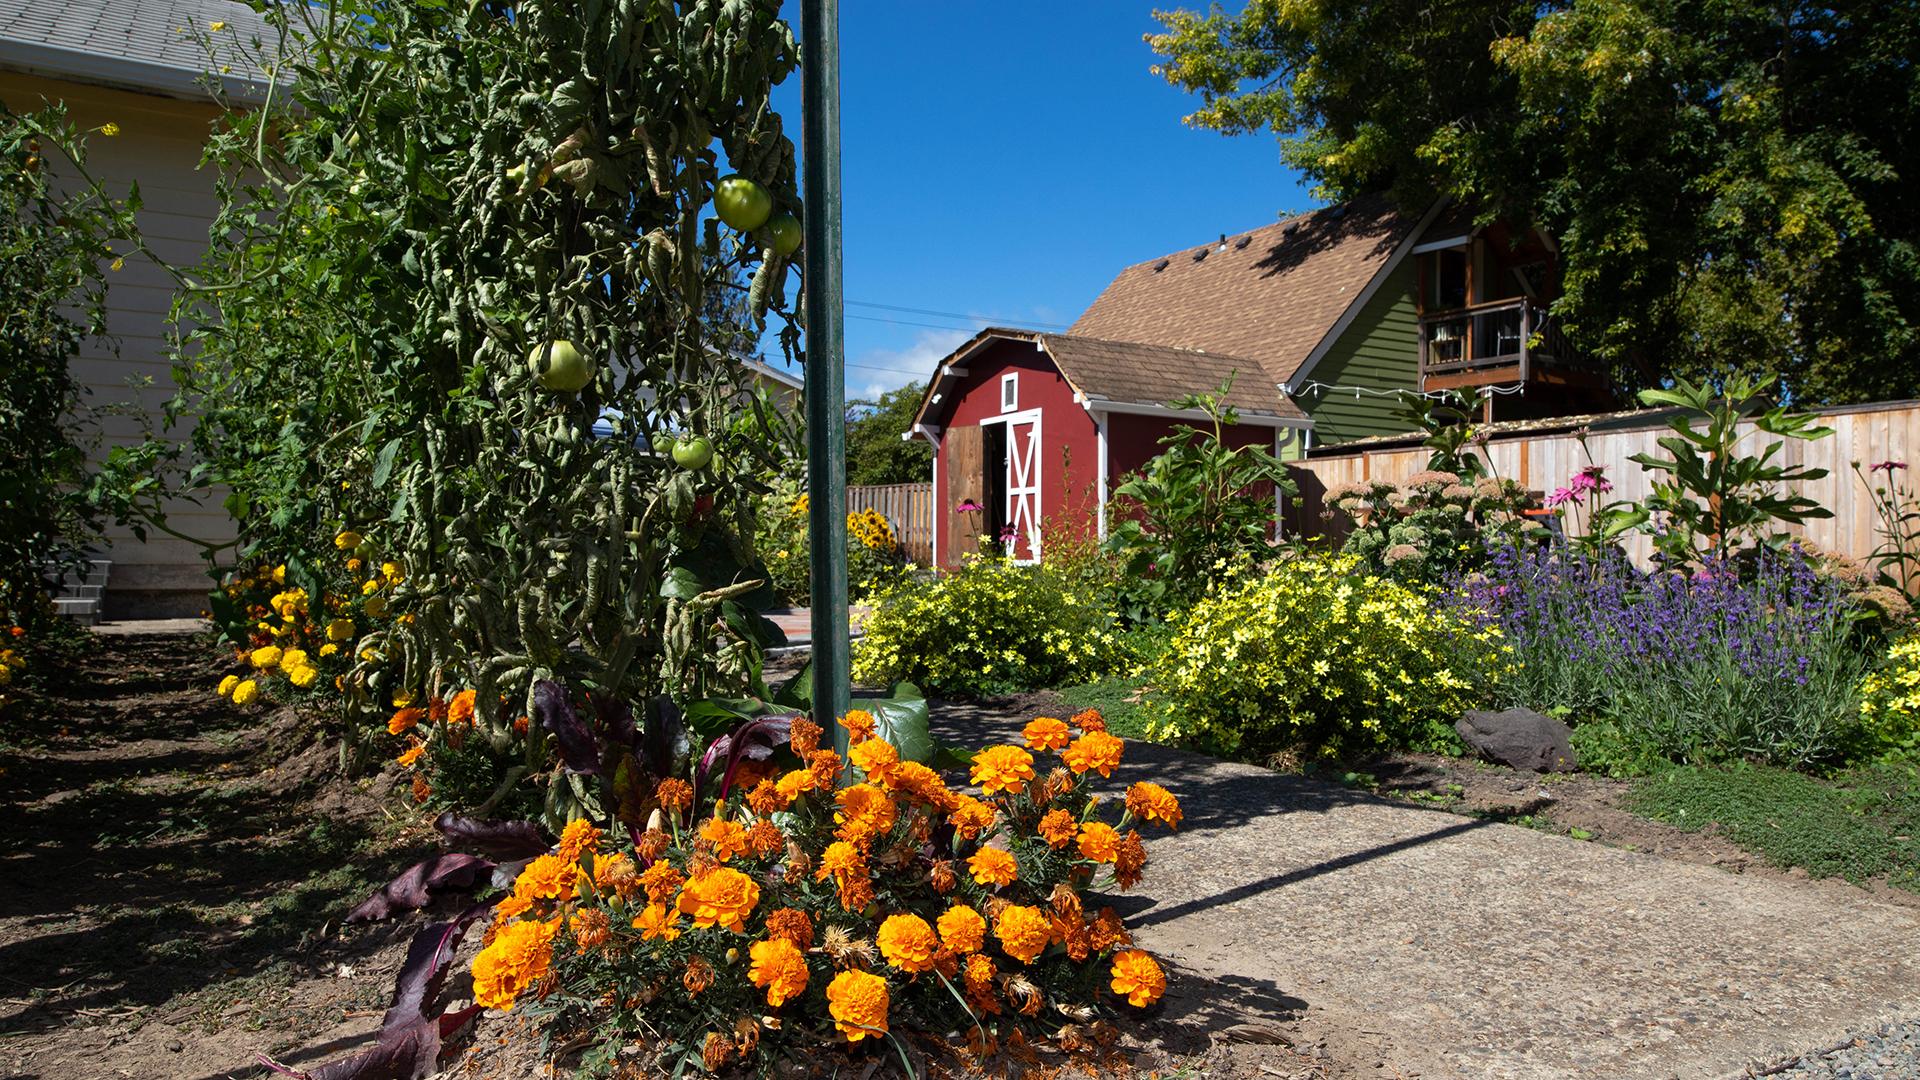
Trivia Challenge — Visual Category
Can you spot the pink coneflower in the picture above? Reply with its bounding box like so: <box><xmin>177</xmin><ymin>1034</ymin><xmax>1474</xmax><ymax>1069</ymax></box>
<box><xmin>1568</xmin><ymin>465</ymin><xmax>1613</xmax><ymax>495</ymax></box>
<box><xmin>955</xmin><ymin>499</ymin><xmax>983</xmax><ymax>514</ymax></box>
<box><xmin>1869</xmin><ymin>460</ymin><xmax>1908</xmax><ymax>474</ymax></box>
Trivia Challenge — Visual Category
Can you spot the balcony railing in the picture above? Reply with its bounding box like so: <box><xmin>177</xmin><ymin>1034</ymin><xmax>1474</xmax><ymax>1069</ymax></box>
<box><xmin>1418</xmin><ymin>298</ymin><xmax>1572</xmax><ymax>388</ymax></box>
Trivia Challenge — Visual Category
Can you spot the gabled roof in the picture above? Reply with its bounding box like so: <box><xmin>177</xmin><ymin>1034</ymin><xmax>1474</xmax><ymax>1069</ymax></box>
<box><xmin>0</xmin><ymin>0</ymin><xmax>278</xmax><ymax>101</ymax></box>
<box><xmin>909</xmin><ymin>327</ymin><xmax>1308</xmax><ymax>440</ymax></box>
<box><xmin>1069</xmin><ymin>193</ymin><xmax>1432</xmax><ymax>390</ymax></box>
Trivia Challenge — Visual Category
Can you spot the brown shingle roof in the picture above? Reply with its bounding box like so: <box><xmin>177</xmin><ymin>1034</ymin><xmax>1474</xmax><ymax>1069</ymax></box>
<box><xmin>1039</xmin><ymin>333</ymin><xmax>1307</xmax><ymax>421</ymax></box>
<box><xmin>1068</xmin><ymin>193</ymin><xmax>1424</xmax><ymax>387</ymax></box>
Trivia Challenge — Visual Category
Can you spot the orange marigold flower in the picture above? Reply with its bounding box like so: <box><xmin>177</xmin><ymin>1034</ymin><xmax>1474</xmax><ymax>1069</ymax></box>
<box><xmin>1088</xmin><ymin>906</ymin><xmax>1132</xmax><ymax>952</ymax></box>
<box><xmin>746</xmin><ymin>778</ymin><xmax>787</xmax><ymax>816</ymax></box>
<box><xmin>512</xmin><ymin>853</ymin><xmax>579</xmax><ymax>904</ymax></box>
<box><xmin>396</xmin><ymin>741</ymin><xmax>426</xmax><ymax>768</ymax></box>
<box><xmin>1022</xmin><ymin>716</ymin><xmax>1071</xmax><ymax>752</ymax></box>
<box><xmin>632</xmin><ymin>902</ymin><xmax>681</xmax><ymax>941</ymax></box>
<box><xmin>1062</xmin><ymin>730</ymin><xmax>1124</xmax><ymax>778</ymax></box>
<box><xmin>636</xmin><ymin>827</ymin><xmax>670</xmax><ymax>863</ymax></box>
<box><xmin>834</xmin><ymin>783</ymin><xmax>899</xmax><ymax>844</ymax></box>
<box><xmin>654</xmin><ymin>778</ymin><xmax>694</xmax><ymax>813</ymax></box>
<box><xmin>1125</xmin><ymin>781</ymin><xmax>1183</xmax><ymax>829</ymax></box>
<box><xmin>470</xmin><ymin>917</ymin><xmax>557</xmax><ymax>1011</ymax></box>
<box><xmin>1109</xmin><ymin>949</ymin><xmax>1166</xmax><ymax>1006</ymax></box>
<box><xmin>839</xmin><ymin>708</ymin><xmax>877</xmax><ymax>746</ymax></box>
<box><xmin>849</xmin><ymin>737</ymin><xmax>898</xmax><ymax>780</ymax></box>
<box><xmin>775</xmin><ymin>768</ymin><xmax>818</xmax><ymax>802</ymax></box>
<box><xmin>387</xmin><ymin>706</ymin><xmax>426</xmax><ymax>735</ymax></box>
<box><xmin>409</xmin><ymin>774</ymin><xmax>432</xmax><ymax>803</ymax></box>
<box><xmin>699</xmin><ymin>816</ymin><xmax>752</xmax><ymax>861</ymax></box>
<box><xmin>876</xmin><ymin>913</ymin><xmax>939</xmax><ymax>973</ymax></box>
<box><xmin>969</xmin><ymin>744</ymin><xmax>1036</xmax><ymax>795</ymax></box>
<box><xmin>836</xmin><ymin>869</ymin><xmax>876</xmax><ymax>912</ymax></box>
<box><xmin>764</xmin><ymin>907</ymin><xmax>815</xmax><ymax>950</ymax></box>
<box><xmin>638</xmin><ymin>860</ymin><xmax>685</xmax><ymax>905</ymax></box>
<box><xmin>556</xmin><ymin>817</ymin><xmax>603</xmax><ymax>864</ymax></box>
<box><xmin>882</xmin><ymin>760</ymin><xmax>952</xmax><ymax>808</ymax></box>
<box><xmin>994</xmin><ymin>904</ymin><xmax>1051</xmax><ymax>964</ymax></box>
<box><xmin>675</xmin><ymin>866</ymin><xmax>760</xmax><ymax>931</ymax></box>
<box><xmin>1114</xmin><ymin>829</ymin><xmax>1147</xmax><ymax>889</ymax></box>
<box><xmin>1053</xmin><ymin>909</ymin><xmax>1093</xmax><ymax>962</ymax></box>
<box><xmin>447</xmin><ymin>688</ymin><xmax>478</xmax><ymax>726</ymax></box>
<box><xmin>1037</xmin><ymin>809</ymin><xmax>1077</xmax><ymax>849</ymax></box>
<box><xmin>947</xmin><ymin>794</ymin><xmax>997</xmax><ymax>841</ymax></box>
<box><xmin>1077</xmin><ymin>821</ymin><xmax>1121</xmax><ymax>863</ymax></box>
<box><xmin>826</xmin><ymin>969</ymin><xmax>890</xmax><ymax>1042</ymax></box>
<box><xmin>937</xmin><ymin>904</ymin><xmax>987</xmax><ymax>954</ymax></box>
<box><xmin>682</xmin><ymin>956</ymin><xmax>716</xmax><ymax>995</ymax></box>
<box><xmin>1070</xmin><ymin>707</ymin><xmax>1105</xmax><ymax>733</ymax></box>
<box><xmin>426</xmin><ymin>696</ymin><xmax>450</xmax><ymax>722</ymax></box>
<box><xmin>788</xmin><ymin>716</ymin><xmax>824</xmax><ymax>756</ymax></box>
<box><xmin>963</xmin><ymin>953</ymin><xmax>1001</xmax><ymax>1014</ymax></box>
<box><xmin>807</xmin><ymin>749</ymin><xmax>843</xmax><ymax>788</ymax></box>
<box><xmin>593</xmin><ymin>852</ymin><xmax>639</xmax><ymax>898</ymax></box>
<box><xmin>749</xmin><ymin>937</ymin><xmax>811</xmax><ymax>1007</ymax></box>
<box><xmin>569</xmin><ymin>908</ymin><xmax>611</xmax><ymax>950</ymax></box>
<box><xmin>816</xmin><ymin>840</ymin><xmax>864</xmax><ymax>881</ymax></box>
<box><xmin>746</xmin><ymin>819</ymin><xmax>785</xmax><ymax>858</ymax></box>
<box><xmin>968</xmin><ymin>846</ymin><xmax>1018</xmax><ymax>889</ymax></box>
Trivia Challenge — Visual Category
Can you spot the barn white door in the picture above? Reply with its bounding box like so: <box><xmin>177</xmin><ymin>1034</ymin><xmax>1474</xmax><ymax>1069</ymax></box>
<box><xmin>1001</xmin><ymin>409</ymin><xmax>1042</xmax><ymax>563</ymax></box>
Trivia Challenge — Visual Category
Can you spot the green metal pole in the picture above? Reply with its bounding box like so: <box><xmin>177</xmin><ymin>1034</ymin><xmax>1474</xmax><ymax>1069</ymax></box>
<box><xmin>800</xmin><ymin>0</ymin><xmax>852</xmax><ymax>749</ymax></box>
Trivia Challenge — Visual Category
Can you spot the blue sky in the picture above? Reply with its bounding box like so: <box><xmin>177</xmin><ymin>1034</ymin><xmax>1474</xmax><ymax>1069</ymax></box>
<box><xmin>767</xmin><ymin>2</ymin><xmax>1316</xmax><ymax>401</ymax></box>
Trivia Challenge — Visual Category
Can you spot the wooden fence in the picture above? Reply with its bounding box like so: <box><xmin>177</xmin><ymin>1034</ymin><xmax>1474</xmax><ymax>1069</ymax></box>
<box><xmin>848</xmin><ymin>482</ymin><xmax>934</xmax><ymax>565</ymax></box>
<box><xmin>1286</xmin><ymin>398</ymin><xmax>1920</xmax><ymax>563</ymax></box>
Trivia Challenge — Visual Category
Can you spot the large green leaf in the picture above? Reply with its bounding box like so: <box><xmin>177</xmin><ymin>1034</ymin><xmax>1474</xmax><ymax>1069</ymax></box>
<box><xmin>860</xmin><ymin>681</ymin><xmax>932</xmax><ymax>765</ymax></box>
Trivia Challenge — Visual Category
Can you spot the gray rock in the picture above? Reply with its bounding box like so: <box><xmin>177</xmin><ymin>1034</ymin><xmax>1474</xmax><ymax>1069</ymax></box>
<box><xmin>1455</xmin><ymin>708</ymin><xmax>1578</xmax><ymax>772</ymax></box>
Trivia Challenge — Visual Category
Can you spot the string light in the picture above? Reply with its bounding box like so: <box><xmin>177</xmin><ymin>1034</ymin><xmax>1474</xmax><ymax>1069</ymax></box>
<box><xmin>1286</xmin><ymin>379</ymin><xmax>1530</xmax><ymax>401</ymax></box>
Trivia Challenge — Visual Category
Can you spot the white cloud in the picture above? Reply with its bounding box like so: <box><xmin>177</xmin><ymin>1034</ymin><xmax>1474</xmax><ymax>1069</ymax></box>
<box><xmin>847</xmin><ymin>327</ymin><xmax>973</xmax><ymax>401</ymax></box>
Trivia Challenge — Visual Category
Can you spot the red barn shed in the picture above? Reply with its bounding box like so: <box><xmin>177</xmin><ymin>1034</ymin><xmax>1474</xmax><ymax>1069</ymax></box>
<box><xmin>905</xmin><ymin>329</ymin><xmax>1311</xmax><ymax>567</ymax></box>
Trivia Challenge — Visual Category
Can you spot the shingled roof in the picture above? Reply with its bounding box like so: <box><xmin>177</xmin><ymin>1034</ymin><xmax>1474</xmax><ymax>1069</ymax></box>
<box><xmin>1069</xmin><ymin>193</ymin><xmax>1433</xmax><ymax>390</ymax></box>
<box><xmin>0</xmin><ymin>0</ymin><xmax>278</xmax><ymax>100</ymax></box>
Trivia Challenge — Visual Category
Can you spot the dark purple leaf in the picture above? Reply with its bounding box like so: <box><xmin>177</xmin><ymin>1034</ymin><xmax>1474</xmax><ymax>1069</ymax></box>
<box><xmin>432</xmin><ymin>812</ymin><xmax>549</xmax><ymax>861</ymax></box>
<box><xmin>643</xmin><ymin>695</ymin><xmax>688</xmax><ymax>779</ymax></box>
<box><xmin>346</xmin><ymin>854</ymin><xmax>494</xmax><ymax>923</ymax></box>
<box><xmin>696</xmin><ymin>714</ymin><xmax>794</xmax><ymax>805</ymax></box>
<box><xmin>382</xmin><ymin>903</ymin><xmax>493</xmax><ymax>1030</ymax></box>
<box><xmin>256</xmin><ymin>1016</ymin><xmax>439</xmax><ymax>1080</ymax></box>
<box><xmin>592</xmin><ymin>691</ymin><xmax>638</xmax><ymax>749</ymax></box>
<box><xmin>535</xmin><ymin>679</ymin><xmax>601</xmax><ymax>774</ymax></box>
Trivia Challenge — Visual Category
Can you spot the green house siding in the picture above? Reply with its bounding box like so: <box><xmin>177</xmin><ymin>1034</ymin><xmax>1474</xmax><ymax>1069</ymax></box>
<box><xmin>1299</xmin><ymin>260</ymin><xmax>1421</xmax><ymax>446</ymax></box>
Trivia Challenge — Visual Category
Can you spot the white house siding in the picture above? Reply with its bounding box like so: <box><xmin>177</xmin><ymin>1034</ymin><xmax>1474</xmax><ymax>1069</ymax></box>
<box><xmin>2</xmin><ymin>70</ymin><xmax>234</xmax><ymax>616</ymax></box>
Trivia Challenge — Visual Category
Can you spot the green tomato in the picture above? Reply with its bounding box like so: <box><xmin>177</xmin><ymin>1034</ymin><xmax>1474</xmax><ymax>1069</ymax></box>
<box><xmin>767</xmin><ymin>212</ymin><xmax>802</xmax><ymax>257</ymax></box>
<box><xmin>714</xmin><ymin>175</ymin><xmax>772</xmax><ymax>231</ymax></box>
<box><xmin>672</xmin><ymin>435</ymin><xmax>714</xmax><ymax>471</ymax></box>
<box><xmin>526</xmin><ymin>339</ymin><xmax>593</xmax><ymax>393</ymax></box>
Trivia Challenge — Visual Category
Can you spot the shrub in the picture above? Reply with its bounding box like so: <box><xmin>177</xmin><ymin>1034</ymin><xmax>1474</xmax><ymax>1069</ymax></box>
<box><xmin>852</xmin><ymin>557</ymin><xmax>1124</xmax><ymax>696</ymax></box>
<box><xmin>1859</xmin><ymin>636</ymin><xmax>1920</xmax><ymax>759</ymax></box>
<box><xmin>1326</xmin><ymin>471</ymin><xmax>1540</xmax><ymax>584</ymax></box>
<box><xmin>1148</xmin><ymin>555</ymin><xmax>1502</xmax><ymax>759</ymax></box>
<box><xmin>757</xmin><ymin>483</ymin><xmax>910</xmax><ymax>605</ymax></box>
<box><xmin>1455</xmin><ymin>544</ymin><xmax>1869</xmax><ymax>771</ymax></box>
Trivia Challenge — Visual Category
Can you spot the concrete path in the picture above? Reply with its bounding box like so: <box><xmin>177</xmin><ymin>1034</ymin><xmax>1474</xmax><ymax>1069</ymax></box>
<box><xmin>933</xmin><ymin>702</ymin><xmax>1920</xmax><ymax>1080</ymax></box>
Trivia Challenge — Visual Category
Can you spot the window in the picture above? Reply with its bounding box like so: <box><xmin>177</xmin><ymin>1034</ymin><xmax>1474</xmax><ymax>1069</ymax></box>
<box><xmin>1000</xmin><ymin>372</ymin><xmax>1018</xmax><ymax>413</ymax></box>
<box><xmin>1424</xmin><ymin>248</ymin><xmax>1468</xmax><ymax>310</ymax></box>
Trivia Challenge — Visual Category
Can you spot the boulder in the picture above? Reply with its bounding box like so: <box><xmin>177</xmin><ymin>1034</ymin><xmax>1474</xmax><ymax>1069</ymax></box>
<box><xmin>1455</xmin><ymin>708</ymin><xmax>1579</xmax><ymax>772</ymax></box>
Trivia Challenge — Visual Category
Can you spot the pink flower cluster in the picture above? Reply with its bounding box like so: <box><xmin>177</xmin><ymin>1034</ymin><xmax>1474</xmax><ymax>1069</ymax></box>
<box><xmin>1544</xmin><ymin>465</ymin><xmax>1613</xmax><ymax>508</ymax></box>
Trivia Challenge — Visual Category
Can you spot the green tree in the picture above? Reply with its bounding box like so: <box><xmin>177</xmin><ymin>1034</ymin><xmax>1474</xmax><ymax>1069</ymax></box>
<box><xmin>844</xmin><ymin>381</ymin><xmax>932</xmax><ymax>486</ymax></box>
<box><xmin>1148</xmin><ymin>0</ymin><xmax>1920</xmax><ymax>404</ymax></box>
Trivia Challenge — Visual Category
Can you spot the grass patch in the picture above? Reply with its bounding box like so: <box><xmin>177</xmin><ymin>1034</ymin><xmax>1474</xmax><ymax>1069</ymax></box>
<box><xmin>1058</xmin><ymin>676</ymin><xmax>1154</xmax><ymax>741</ymax></box>
<box><xmin>1629</xmin><ymin>761</ymin><xmax>1920</xmax><ymax>889</ymax></box>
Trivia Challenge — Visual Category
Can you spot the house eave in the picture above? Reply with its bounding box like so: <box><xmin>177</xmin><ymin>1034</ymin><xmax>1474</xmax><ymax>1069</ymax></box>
<box><xmin>0</xmin><ymin>39</ymin><xmax>275</xmax><ymax>104</ymax></box>
<box><xmin>1081</xmin><ymin>398</ymin><xmax>1313</xmax><ymax>430</ymax></box>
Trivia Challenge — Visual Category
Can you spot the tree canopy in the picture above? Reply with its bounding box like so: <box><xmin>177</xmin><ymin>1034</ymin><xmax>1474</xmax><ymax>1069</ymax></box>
<box><xmin>845</xmin><ymin>381</ymin><xmax>933</xmax><ymax>486</ymax></box>
<box><xmin>1148</xmin><ymin>0</ymin><xmax>1920</xmax><ymax>404</ymax></box>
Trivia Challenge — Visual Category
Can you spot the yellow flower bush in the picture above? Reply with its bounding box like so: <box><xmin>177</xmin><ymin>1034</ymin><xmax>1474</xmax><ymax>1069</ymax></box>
<box><xmin>1150</xmin><ymin>554</ymin><xmax>1504</xmax><ymax>758</ymax></box>
<box><xmin>1859</xmin><ymin>636</ymin><xmax>1920</xmax><ymax>756</ymax></box>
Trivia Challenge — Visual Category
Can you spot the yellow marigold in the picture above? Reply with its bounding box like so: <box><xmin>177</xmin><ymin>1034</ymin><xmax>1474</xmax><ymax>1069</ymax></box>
<box><xmin>1022</xmin><ymin>716</ymin><xmax>1071</xmax><ymax>752</ymax></box>
<box><xmin>834</xmin><ymin>783</ymin><xmax>898</xmax><ymax>844</ymax></box>
<box><xmin>396</xmin><ymin>741</ymin><xmax>426</xmax><ymax>768</ymax></box>
<box><xmin>749</xmin><ymin>937</ymin><xmax>810</xmax><ymax>1007</ymax></box>
<box><xmin>968</xmin><ymin>846</ymin><xmax>1017</xmax><ymax>888</ymax></box>
<box><xmin>815</xmin><ymin>840</ymin><xmax>864</xmax><ymax>882</ymax></box>
<box><xmin>1037</xmin><ymin>809</ymin><xmax>1077</xmax><ymax>849</ymax></box>
<box><xmin>633</xmin><ymin>902</ymin><xmax>681</xmax><ymax>941</ymax></box>
<box><xmin>325</xmin><ymin>617</ymin><xmax>355</xmax><ymax>642</ymax></box>
<box><xmin>318</xmin><ymin>643</ymin><xmax>340</xmax><ymax>658</ymax></box>
<box><xmin>287</xmin><ymin>664</ymin><xmax>319</xmax><ymax>689</ymax></box>
<box><xmin>217</xmin><ymin>675</ymin><xmax>239</xmax><ymax>698</ymax></box>
<box><xmin>788</xmin><ymin>716</ymin><xmax>824</xmax><ymax>756</ymax></box>
<box><xmin>826</xmin><ymin>969</ymin><xmax>890</xmax><ymax>1042</ymax></box>
<box><xmin>470</xmin><ymin>918</ymin><xmax>557</xmax><ymax>1011</ymax></box>
<box><xmin>774</xmin><ymin>768</ymin><xmax>818</xmax><ymax>802</ymax></box>
<box><xmin>388</xmin><ymin>706</ymin><xmax>426</xmax><ymax>735</ymax></box>
<box><xmin>970</xmin><ymin>745</ymin><xmax>1036</xmax><ymax>795</ymax></box>
<box><xmin>1109</xmin><ymin>949</ymin><xmax>1166</xmax><ymax>1006</ymax></box>
<box><xmin>278</xmin><ymin>647</ymin><xmax>309</xmax><ymax>672</ymax></box>
<box><xmin>876</xmin><ymin>913</ymin><xmax>938</xmax><ymax>973</ymax></box>
<box><xmin>513</xmin><ymin>854</ymin><xmax>580</xmax><ymax>904</ymax></box>
<box><xmin>676</xmin><ymin>866</ymin><xmax>760</xmax><ymax>931</ymax></box>
<box><xmin>364</xmin><ymin>595</ymin><xmax>387</xmax><ymax>618</ymax></box>
<box><xmin>334</xmin><ymin>529</ymin><xmax>362</xmax><ymax>550</ymax></box>
<box><xmin>249</xmin><ymin>645</ymin><xmax>283</xmax><ymax>670</ymax></box>
<box><xmin>231</xmin><ymin>679</ymin><xmax>259</xmax><ymax>705</ymax></box>
<box><xmin>765</xmin><ymin>907</ymin><xmax>815</xmax><ymax>949</ymax></box>
<box><xmin>447</xmin><ymin>689</ymin><xmax>478</xmax><ymax>726</ymax></box>
<box><xmin>839</xmin><ymin>708</ymin><xmax>877</xmax><ymax>745</ymax></box>
<box><xmin>849</xmin><ymin>737</ymin><xmax>898</xmax><ymax>780</ymax></box>
<box><xmin>1062</xmin><ymin>731</ymin><xmax>1124</xmax><ymax>778</ymax></box>
<box><xmin>994</xmin><ymin>904</ymin><xmax>1051</xmax><ymax>964</ymax></box>
<box><xmin>1077</xmin><ymin>821</ymin><xmax>1121</xmax><ymax>863</ymax></box>
<box><xmin>654</xmin><ymin>777</ymin><xmax>694</xmax><ymax>813</ymax></box>
<box><xmin>1125</xmin><ymin>781</ymin><xmax>1183</xmax><ymax>829</ymax></box>
<box><xmin>556</xmin><ymin>818</ymin><xmax>603</xmax><ymax>864</ymax></box>
<box><xmin>699</xmin><ymin>816</ymin><xmax>752</xmax><ymax>861</ymax></box>
<box><xmin>1115</xmin><ymin>829</ymin><xmax>1147</xmax><ymax>889</ymax></box>
<box><xmin>948</xmin><ymin>795</ymin><xmax>997</xmax><ymax>841</ymax></box>
<box><xmin>937</xmin><ymin>904</ymin><xmax>987</xmax><ymax>953</ymax></box>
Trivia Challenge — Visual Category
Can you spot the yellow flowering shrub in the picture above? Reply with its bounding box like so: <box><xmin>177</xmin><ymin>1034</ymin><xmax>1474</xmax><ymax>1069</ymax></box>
<box><xmin>447</xmin><ymin>709</ymin><xmax>1176</xmax><ymax>1073</ymax></box>
<box><xmin>853</xmin><ymin>555</ymin><xmax>1126</xmax><ymax>695</ymax></box>
<box><xmin>756</xmin><ymin>482</ymin><xmax>910</xmax><ymax>604</ymax></box>
<box><xmin>1859</xmin><ymin>636</ymin><xmax>1920</xmax><ymax>757</ymax></box>
<box><xmin>1150</xmin><ymin>554</ymin><xmax>1504</xmax><ymax>758</ymax></box>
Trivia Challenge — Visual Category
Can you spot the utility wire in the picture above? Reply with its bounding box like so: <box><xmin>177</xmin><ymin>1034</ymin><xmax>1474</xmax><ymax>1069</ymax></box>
<box><xmin>847</xmin><ymin>299</ymin><xmax>1071</xmax><ymax>330</ymax></box>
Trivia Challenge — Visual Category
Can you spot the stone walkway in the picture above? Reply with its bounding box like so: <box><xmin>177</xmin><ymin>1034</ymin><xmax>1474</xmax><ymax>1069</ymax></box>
<box><xmin>933</xmin><ymin>703</ymin><xmax>1920</xmax><ymax>1080</ymax></box>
